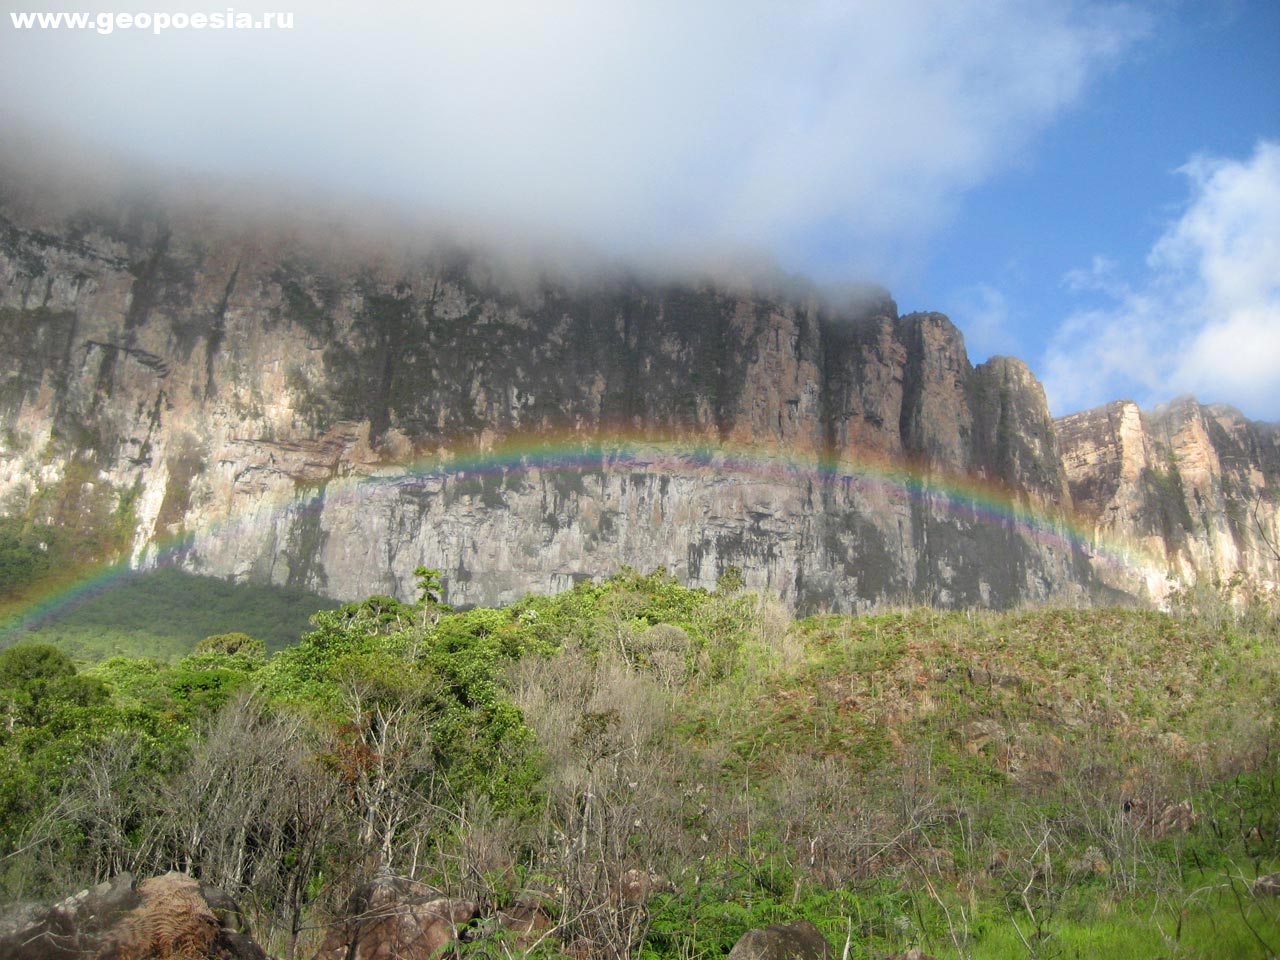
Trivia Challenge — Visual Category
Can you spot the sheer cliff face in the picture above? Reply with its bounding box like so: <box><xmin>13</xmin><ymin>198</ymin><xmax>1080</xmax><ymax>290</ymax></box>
<box><xmin>0</xmin><ymin>190</ymin><xmax>1274</xmax><ymax>610</ymax></box>
<box><xmin>1056</xmin><ymin>399</ymin><xmax>1280</xmax><ymax>600</ymax></box>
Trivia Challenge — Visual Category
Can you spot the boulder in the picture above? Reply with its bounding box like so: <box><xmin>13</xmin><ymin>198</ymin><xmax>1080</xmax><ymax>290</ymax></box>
<box><xmin>0</xmin><ymin>872</ymin><xmax>266</xmax><ymax>960</ymax></box>
<box><xmin>200</xmin><ymin>882</ymin><xmax>251</xmax><ymax>935</ymax></box>
<box><xmin>0</xmin><ymin>874</ymin><xmax>141</xmax><ymax>960</ymax></box>
<box><xmin>1154</xmin><ymin>802</ymin><xmax>1198</xmax><ymax>837</ymax></box>
<box><xmin>726</xmin><ymin>920</ymin><xmax>832</xmax><ymax>960</ymax></box>
<box><xmin>313</xmin><ymin>875</ymin><xmax>478</xmax><ymax>960</ymax></box>
<box><xmin>1253</xmin><ymin>873</ymin><xmax>1280</xmax><ymax>897</ymax></box>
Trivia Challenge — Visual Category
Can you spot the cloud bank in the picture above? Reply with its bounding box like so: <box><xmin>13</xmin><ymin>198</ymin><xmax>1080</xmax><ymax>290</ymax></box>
<box><xmin>0</xmin><ymin>1</ymin><xmax>1138</xmax><ymax>277</ymax></box>
<box><xmin>1043</xmin><ymin>140</ymin><xmax>1280</xmax><ymax>420</ymax></box>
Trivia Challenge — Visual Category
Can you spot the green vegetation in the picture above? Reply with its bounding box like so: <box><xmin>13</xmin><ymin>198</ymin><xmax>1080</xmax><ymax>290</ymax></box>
<box><xmin>0</xmin><ymin>569</ymin><xmax>1276</xmax><ymax>960</ymax></box>
<box><xmin>0</xmin><ymin>517</ymin><xmax>60</xmax><ymax>595</ymax></box>
<box><xmin>1</xmin><ymin>567</ymin><xmax>340</xmax><ymax>661</ymax></box>
<box><xmin>0</xmin><ymin>485</ymin><xmax>143</xmax><ymax>608</ymax></box>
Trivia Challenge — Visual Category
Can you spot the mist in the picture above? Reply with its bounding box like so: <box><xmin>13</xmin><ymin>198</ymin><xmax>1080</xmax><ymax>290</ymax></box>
<box><xmin>0</xmin><ymin>1</ymin><xmax>1141</xmax><ymax>288</ymax></box>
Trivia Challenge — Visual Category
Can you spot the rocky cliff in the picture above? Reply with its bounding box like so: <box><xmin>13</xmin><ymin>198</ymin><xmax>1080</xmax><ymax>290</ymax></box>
<box><xmin>1056</xmin><ymin>398</ymin><xmax>1280</xmax><ymax>601</ymax></box>
<box><xmin>0</xmin><ymin>180</ymin><xmax>1275</xmax><ymax>611</ymax></box>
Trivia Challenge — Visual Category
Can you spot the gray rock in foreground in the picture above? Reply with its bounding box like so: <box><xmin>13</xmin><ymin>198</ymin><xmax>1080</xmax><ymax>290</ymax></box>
<box><xmin>727</xmin><ymin>919</ymin><xmax>833</xmax><ymax>960</ymax></box>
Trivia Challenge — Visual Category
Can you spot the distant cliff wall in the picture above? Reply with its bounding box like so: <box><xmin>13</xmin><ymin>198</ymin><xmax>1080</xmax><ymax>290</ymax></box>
<box><xmin>0</xmin><ymin>187</ymin><xmax>1274</xmax><ymax>610</ymax></box>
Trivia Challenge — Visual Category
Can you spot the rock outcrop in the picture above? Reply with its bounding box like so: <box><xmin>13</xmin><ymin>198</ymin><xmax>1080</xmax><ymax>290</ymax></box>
<box><xmin>0</xmin><ymin>872</ymin><xmax>267</xmax><ymax>960</ymax></box>
<box><xmin>726</xmin><ymin>920</ymin><xmax>832</xmax><ymax>960</ymax></box>
<box><xmin>0</xmin><ymin>175</ymin><xmax>1275</xmax><ymax>611</ymax></box>
<box><xmin>1056</xmin><ymin>397</ymin><xmax>1280</xmax><ymax>602</ymax></box>
<box><xmin>312</xmin><ymin>876</ymin><xmax>478</xmax><ymax>960</ymax></box>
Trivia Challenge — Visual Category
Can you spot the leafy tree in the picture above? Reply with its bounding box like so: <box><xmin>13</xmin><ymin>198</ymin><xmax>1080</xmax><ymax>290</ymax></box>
<box><xmin>0</xmin><ymin>643</ymin><xmax>107</xmax><ymax>730</ymax></box>
<box><xmin>413</xmin><ymin>565</ymin><xmax>451</xmax><ymax>611</ymax></box>
<box><xmin>259</xmin><ymin>600</ymin><xmax>404</xmax><ymax>709</ymax></box>
<box><xmin>423</xmin><ymin>608</ymin><xmax>539</xmax><ymax>809</ymax></box>
<box><xmin>86</xmin><ymin>655</ymin><xmax>171</xmax><ymax>710</ymax></box>
<box><xmin>262</xmin><ymin>596</ymin><xmax>539</xmax><ymax>822</ymax></box>
<box><xmin>0</xmin><ymin>642</ymin><xmax>77</xmax><ymax>686</ymax></box>
<box><xmin>716</xmin><ymin>564</ymin><xmax>746</xmax><ymax>594</ymax></box>
<box><xmin>166</xmin><ymin>636</ymin><xmax>268</xmax><ymax>719</ymax></box>
<box><xmin>0</xmin><ymin>518</ymin><xmax>58</xmax><ymax>596</ymax></box>
<box><xmin>194</xmin><ymin>631</ymin><xmax>266</xmax><ymax>659</ymax></box>
<box><xmin>0</xmin><ymin>645</ymin><xmax>163</xmax><ymax>869</ymax></box>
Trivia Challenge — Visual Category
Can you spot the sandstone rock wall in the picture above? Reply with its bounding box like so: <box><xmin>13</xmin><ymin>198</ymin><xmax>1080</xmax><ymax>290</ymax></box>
<box><xmin>1056</xmin><ymin>398</ymin><xmax>1280</xmax><ymax>602</ymax></box>
<box><xmin>0</xmin><ymin>184</ymin><xmax>1274</xmax><ymax>611</ymax></box>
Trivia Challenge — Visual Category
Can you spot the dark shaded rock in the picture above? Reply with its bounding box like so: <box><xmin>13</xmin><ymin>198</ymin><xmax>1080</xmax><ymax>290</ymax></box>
<box><xmin>726</xmin><ymin>919</ymin><xmax>832</xmax><ymax>960</ymax></box>
<box><xmin>200</xmin><ymin>881</ymin><xmax>250</xmax><ymax>935</ymax></box>
<box><xmin>0</xmin><ymin>872</ymin><xmax>267</xmax><ymax>960</ymax></box>
<box><xmin>214</xmin><ymin>927</ymin><xmax>270</xmax><ymax>960</ymax></box>
<box><xmin>0</xmin><ymin>874</ymin><xmax>141</xmax><ymax>960</ymax></box>
<box><xmin>970</xmin><ymin>355</ymin><xmax>1070</xmax><ymax>507</ymax></box>
<box><xmin>0</xmin><ymin>901</ymin><xmax>46</xmax><ymax>941</ymax></box>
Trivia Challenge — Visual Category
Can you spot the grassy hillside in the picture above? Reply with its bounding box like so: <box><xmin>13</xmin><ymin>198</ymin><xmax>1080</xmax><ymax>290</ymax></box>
<box><xmin>0</xmin><ymin>567</ymin><xmax>340</xmax><ymax>661</ymax></box>
<box><xmin>658</xmin><ymin>605</ymin><xmax>1279</xmax><ymax>958</ymax></box>
<box><xmin>0</xmin><ymin>571</ymin><xmax>1276</xmax><ymax>959</ymax></box>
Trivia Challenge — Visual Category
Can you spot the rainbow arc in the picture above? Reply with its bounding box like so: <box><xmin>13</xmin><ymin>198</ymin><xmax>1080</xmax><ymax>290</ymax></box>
<box><xmin>0</xmin><ymin>433</ymin><xmax>1158</xmax><ymax>637</ymax></box>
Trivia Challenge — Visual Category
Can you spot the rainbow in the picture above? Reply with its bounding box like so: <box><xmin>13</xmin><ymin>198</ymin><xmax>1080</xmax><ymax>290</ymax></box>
<box><xmin>1</xmin><ymin>431</ymin><xmax>1162</xmax><ymax>638</ymax></box>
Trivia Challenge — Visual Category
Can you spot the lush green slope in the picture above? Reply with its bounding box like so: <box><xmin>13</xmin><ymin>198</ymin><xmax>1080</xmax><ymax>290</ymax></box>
<box><xmin>0</xmin><ymin>570</ymin><xmax>1276</xmax><ymax>960</ymax></box>
<box><xmin>662</xmin><ymin>603</ymin><xmax>1280</xmax><ymax>958</ymax></box>
<box><xmin>0</xmin><ymin>567</ymin><xmax>340</xmax><ymax>661</ymax></box>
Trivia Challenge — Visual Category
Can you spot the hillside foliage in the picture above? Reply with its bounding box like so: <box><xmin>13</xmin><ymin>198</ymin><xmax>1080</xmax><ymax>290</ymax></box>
<box><xmin>0</xmin><ymin>567</ymin><xmax>339</xmax><ymax>661</ymax></box>
<box><xmin>0</xmin><ymin>569</ymin><xmax>1277</xmax><ymax>959</ymax></box>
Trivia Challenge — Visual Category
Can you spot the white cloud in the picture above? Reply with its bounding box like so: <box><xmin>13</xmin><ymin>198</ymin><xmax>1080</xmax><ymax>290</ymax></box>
<box><xmin>1043</xmin><ymin>140</ymin><xmax>1280</xmax><ymax>420</ymax></box>
<box><xmin>0</xmin><ymin>0</ymin><xmax>1142</xmax><ymax>277</ymax></box>
<box><xmin>1062</xmin><ymin>255</ymin><xmax>1124</xmax><ymax>297</ymax></box>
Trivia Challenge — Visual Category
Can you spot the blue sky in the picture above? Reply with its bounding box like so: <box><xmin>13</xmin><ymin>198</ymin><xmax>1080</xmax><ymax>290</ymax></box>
<box><xmin>912</xmin><ymin>1</ymin><xmax>1280</xmax><ymax>419</ymax></box>
<box><xmin>1</xmin><ymin>0</ymin><xmax>1277</xmax><ymax>419</ymax></box>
